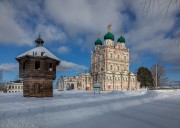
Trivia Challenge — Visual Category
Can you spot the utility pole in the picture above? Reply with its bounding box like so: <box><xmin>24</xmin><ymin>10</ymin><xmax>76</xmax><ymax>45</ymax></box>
<box><xmin>113</xmin><ymin>72</ymin><xmax>114</xmax><ymax>90</ymax></box>
<box><xmin>121</xmin><ymin>73</ymin><xmax>122</xmax><ymax>91</ymax></box>
<box><xmin>155</xmin><ymin>64</ymin><xmax>158</xmax><ymax>90</ymax></box>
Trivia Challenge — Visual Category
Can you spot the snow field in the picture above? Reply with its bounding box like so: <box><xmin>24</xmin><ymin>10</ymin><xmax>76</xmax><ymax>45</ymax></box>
<box><xmin>0</xmin><ymin>89</ymin><xmax>180</xmax><ymax>128</ymax></box>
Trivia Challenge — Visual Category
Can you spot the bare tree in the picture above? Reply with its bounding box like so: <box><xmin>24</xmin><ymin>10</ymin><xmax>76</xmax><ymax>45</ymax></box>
<box><xmin>0</xmin><ymin>71</ymin><xmax>4</xmax><ymax>92</ymax></box>
<box><xmin>142</xmin><ymin>0</ymin><xmax>180</xmax><ymax>44</ymax></box>
<box><xmin>0</xmin><ymin>71</ymin><xmax>2</xmax><ymax>81</ymax></box>
<box><xmin>150</xmin><ymin>64</ymin><xmax>168</xmax><ymax>87</ymax></box>
<box><xmin>142</xmin><ymin>0</ymin><xmax>180</xmax><ymax>17</ymax></box>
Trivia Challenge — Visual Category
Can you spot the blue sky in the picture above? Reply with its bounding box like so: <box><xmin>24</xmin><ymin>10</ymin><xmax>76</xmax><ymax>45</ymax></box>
<box><xmin>0</xmin><ymin>0</ymin><xmax>179</xmax><ymax>83</ymax></box>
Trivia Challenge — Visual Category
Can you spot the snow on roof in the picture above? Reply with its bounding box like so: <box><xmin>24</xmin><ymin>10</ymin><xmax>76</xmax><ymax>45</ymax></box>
<box><xmin>16</xmin><ymin>46</ymin><xmax>60</xmax><ymax>61</ymax></box>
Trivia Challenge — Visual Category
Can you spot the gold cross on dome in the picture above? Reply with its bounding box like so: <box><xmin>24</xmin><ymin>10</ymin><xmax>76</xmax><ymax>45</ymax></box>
<box><xmin>120</xmin><ymin>30</ymin><xmax>123</xmax><ymax>36</ymax></box>
<box><xmin>107</xmin><ymin>24</ymin><xmax>112</xmax><ymax>31</ymax></box>
<box><xmin>97</xmin><ymin>32</ymin><xmax>100</xmax><ymax>38</ymax></box>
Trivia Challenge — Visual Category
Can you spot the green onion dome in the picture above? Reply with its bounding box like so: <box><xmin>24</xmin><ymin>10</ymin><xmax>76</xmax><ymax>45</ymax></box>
<box><xmin>117</xmin><ymin>36</ymin><xmax>125</xmax><ymax>43</ymax></box>
<box><xmin>95</xmin><ymin>38</ymin><xmax>102</xmax><ymax>45</ymax></box>
<box><xmin>104</xmin><ymin>32</ymin><xmax>114</xmax><ymax>41</ymax></box>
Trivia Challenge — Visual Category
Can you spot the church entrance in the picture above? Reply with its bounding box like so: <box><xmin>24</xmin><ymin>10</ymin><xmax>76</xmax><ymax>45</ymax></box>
<box><xmin>66</xmin><ymin>83</ymin><xmax>74</xmax><ymax>90</ymax></box>
<box><xmin>70</xmin><ymin>84</ymin><xmax>74</xmax><ymax>89</ymax></box>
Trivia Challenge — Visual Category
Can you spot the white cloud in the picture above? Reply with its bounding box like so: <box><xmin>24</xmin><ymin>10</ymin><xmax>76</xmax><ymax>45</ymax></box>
<box><xmin>0</xmin><ymin>0</ymin><xmax>179</xmax><ymax>74</ymax></box>
<box><xmin>35</xmin><ymin>24</ymin><xmax>66</xmax><ymax>43</ymax></box>
<box><xmin>58</xmin><ymin>46</ymin><xmax>70</xmax><ymax>54</ymax></box>
<box><xmin>0</xmin><ymin>1</ymin><xmax>32</xmax><ymax>46</ymax></box>
<box><xmin>44</xmin><ymin>0</ymin><xmax>123</xmax><ymax>35</ymax></box>
<box><xmin>124</xmin><ymin>0</ymin><xmax>180</xmax><ymax>65</ymax></box>
<box><xmin>0</xmin><ymin>63</ymin><xmax>18</xmax><ymax>72</ymax></box>
<box><xmin>0</xmin><ymin>0</ymin><xmax>67</xmax><ymax>46</ymax></box>
<box><xmin>58</xmin><ymin>60</ymin><xmax>87</xmax><ymax>71</ymax></box>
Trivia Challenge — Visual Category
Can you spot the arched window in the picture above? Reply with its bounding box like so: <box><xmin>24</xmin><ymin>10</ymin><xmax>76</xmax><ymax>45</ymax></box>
<box><xmin>110</xmin><ymin>53</ymin><xmax>113</xmax><ymax>59</ymax></box>
<box><xmin>118</xmin><ymin>55</ymin><xmax>120</xmax><ymax>59</ymax></box>
<box><xmin>124</xmin><ymin>56</ymin><xmax>126</xmax><ymax>61</ymax></box>
<box><xmin>110</xmin><ymin>65</ymin><xmax>113</xmax><ymax>70</ymax></box>
<box><xmin>124</xmin><ymin>66</ymin><xmax>126</xmax><ymax>71</ymax></box>
<box><xmin>117</xmin><ymin>66</ymin><xmax>119</xmax><ymax>71</ymax></box>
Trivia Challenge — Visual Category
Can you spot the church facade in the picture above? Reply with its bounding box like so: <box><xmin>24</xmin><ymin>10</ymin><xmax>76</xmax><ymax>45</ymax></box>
<box><xmin>90</xmin><ymin>25</ymin><xmax>140</xmax><ymax>91</ymax></box>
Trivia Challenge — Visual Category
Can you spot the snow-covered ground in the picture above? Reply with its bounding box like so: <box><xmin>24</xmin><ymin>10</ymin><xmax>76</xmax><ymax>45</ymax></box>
<box><xmin>0</xmin><ymin>89</ymin><xmax>180</xmax><ymax>128</ymax></box>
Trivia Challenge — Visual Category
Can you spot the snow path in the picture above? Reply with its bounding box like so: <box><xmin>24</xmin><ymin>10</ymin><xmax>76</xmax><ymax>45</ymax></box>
<box><xmin>0</xmin><ymin>90</ymin><xmax>180</xmax><ymax>128</ymax></box>
<box><xmin>63</xmin><ymin>96</ymin><xmax>180</xmax><ymax>128</ymax></box>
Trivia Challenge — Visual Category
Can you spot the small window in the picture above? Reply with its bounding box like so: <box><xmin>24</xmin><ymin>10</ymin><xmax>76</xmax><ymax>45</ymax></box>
<box><xmin>49</xmin><ymin>63</ymin><xmax>52</xmax><ymax>71</ymax></box>
<box><xmin>35</xmin><ymin>61</ymin><xmax>40</xmax><ymax>69</ymax></box>
<box><xmin>41</xmin><ymin>52</ymin><xmax>44</xmax><ymax>56</ymax></box>
<box><xmin>23</xmin><ymin>62</ymin><xmax>26</xmax><ymax>70</ymax></box>
<box><xmin>18</xmin><ymin>86</ymin><xmax>20</xmax><ymax>89</ymax></box>
<box><xmin>9</xmin><ymin>86</ymin><xmax>11</xmax><ymax>89</ymax></box>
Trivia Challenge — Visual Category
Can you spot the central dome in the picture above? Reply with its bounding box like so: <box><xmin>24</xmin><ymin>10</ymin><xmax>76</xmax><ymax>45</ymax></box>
<box><xmin>104</xmin><ymin>32</ymin><xmax>114</xmax><ymax>41</ymax></box>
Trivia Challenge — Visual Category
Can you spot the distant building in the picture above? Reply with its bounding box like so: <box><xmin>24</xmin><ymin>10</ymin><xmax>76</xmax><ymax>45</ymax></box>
<box><xmin>77</xmin><ymin>73</ymin><xmax>91</xmax><ymax>90</ymax></box>
<box><xmin>57</xmin><ymin>73</ymin><xmax>91</xmax><ymax>91</ymax></box>
<box><xmin>58</xmin><ymin>76</ymin><xmax>77</xmax><ymax>90</ymax></box>
<box><xmin>90</xmin><ymin>25</ymin><xmax>140</xmax><ymax>91</ymax></box>
<box><xmin>16</xmin><ymin>36</ymin><xmax>60</xmax><ymax>97</ymax></box>
<box><xmin>7</xmin><ymin>80</ymin><xmax>23</xmax><ymax>93</ymax></box>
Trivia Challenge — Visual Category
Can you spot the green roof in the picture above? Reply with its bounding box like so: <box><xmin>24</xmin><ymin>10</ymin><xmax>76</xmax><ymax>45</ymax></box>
<box><xmin>104</xmin><ymin>32</ymin><xmax>114</xmax><ymax>41</ymax></box>
<box><xmin>95</xmin><ymin>38</ymin><xmax>102</xmax><ymax>45</ymax></box>
<box><xmin>117</xmin><ymin>36</ymin><xmax>125</xmax><ymax>43</ymax></box>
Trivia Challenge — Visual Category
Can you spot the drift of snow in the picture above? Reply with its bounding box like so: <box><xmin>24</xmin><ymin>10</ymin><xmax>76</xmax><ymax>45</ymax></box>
<box><xmin>0</xmin><ymin>89</ymin><xmax>180</xmax><ymax>128</ymax></box>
